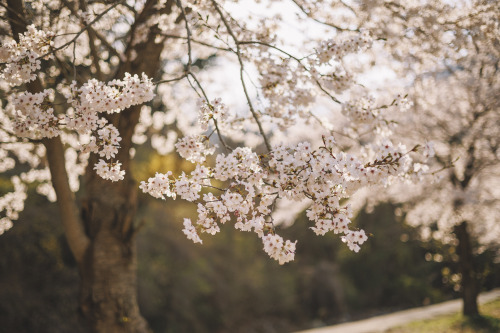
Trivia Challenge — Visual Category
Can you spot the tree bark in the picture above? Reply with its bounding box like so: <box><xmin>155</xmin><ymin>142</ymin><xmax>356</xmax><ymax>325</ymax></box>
<box><xmin>454</xmin><ymin>221</ymin><xmax>479</xmax><ymax>316</ymax></box>
<box><xmin>79</xmin><ymin>179</ymin><xmax>149</xmax><ymax>332</ymax></box>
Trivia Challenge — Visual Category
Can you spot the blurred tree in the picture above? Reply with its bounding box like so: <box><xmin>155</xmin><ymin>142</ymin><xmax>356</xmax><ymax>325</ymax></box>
<box><xmin>355</xmin><ymin>0</ymin><xmax>500</xmax><ymax>316</ymax></box>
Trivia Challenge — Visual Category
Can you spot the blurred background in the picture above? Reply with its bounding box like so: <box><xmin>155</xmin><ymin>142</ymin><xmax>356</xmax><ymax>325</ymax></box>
<box><xmin>1</xmin><ymin>149</ymin><xmax>499</xmax><ymax>333</ymax></box>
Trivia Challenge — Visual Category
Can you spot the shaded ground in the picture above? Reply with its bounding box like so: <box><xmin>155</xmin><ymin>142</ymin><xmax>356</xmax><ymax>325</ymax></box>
<box><xmin>296</xmin><ymin>289</ymin><xmax>500</xmax><ymax>333</ymax></box>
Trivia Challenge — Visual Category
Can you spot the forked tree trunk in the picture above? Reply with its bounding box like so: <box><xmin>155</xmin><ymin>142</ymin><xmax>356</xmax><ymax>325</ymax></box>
<box><xmin>454</xmin><ymin>221</ymin><xmax>479</xmax><ymax>316</ymax></box>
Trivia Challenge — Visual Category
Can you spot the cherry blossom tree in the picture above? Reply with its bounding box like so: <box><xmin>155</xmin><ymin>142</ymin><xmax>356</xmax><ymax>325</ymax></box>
<box><xmin>353</xmin><ymin>0</ymin><xmax>500</xmax><ymax>316</ymax></box>
<box><xmin>0</xmin><ymin>0</ymin><xmax>430</xmax><ymax>331</ymax></box>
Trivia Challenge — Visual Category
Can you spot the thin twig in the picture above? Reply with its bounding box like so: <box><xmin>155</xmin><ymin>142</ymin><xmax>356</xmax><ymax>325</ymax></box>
<box><xmin>155</xmin><ymin>73</ymin><xmax>188</xmax><ymax>84</ymax></box>
<box><xmin>72</xmin><ymin>38</ymin><xmax>77</xmax><ymax>81</ymax></box>
<box><xmin>159</xmin><ymin>33</ymin><xmax>232</xmax><ymax>52</ymax></box>
<box><xmin>290</xmin><ymin>0</ymin><xmax>360</xmax><ymax>32</ymax></box>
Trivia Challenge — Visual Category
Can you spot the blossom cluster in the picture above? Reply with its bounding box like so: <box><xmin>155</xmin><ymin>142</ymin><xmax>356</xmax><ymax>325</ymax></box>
<box><xmin>253</xmin><ymin>56</ymin><xmax>316</xmax><ymax>129</ymax></box>
<box><xmin>341</xmin><ymin>95</ymin><xmax>378</xmax><ymax>124</ymax></box>
<box><xmin>74</xmin><ymin>73</ymin><xmax>155</xmax><ymax>114</ymax></box>
<box><xmin>175</xmin><ymin>135</ymin><xmax>216</xmax><ymax>163</ymax></box>
<box><xmin>12</xmin><ymin>89</ymin><xmax>60</xmax><ymax>139</ymax></box>
<box><xmin>262</xmin><ymin>234</ymin><xmax>297</xmax><ymax>265</ymax></box>
<box><xmin>93</xmin><ymin>160</ymin><xmax>125</xmax><ymax>182</ymax></box>
<box><xmin>393</xmin><ymin>94</ymin><xmax>413</xmax><ymax>112</ymax></box>
<box><xmin>339</xmin><ymin>94</ymin><xmax>412</xmax><ymax>138</ymax></box>
<box><xmin>317</xmin><ymin>64</ymin><xmax>355</xmax><ymax>94</ymax></box>
<box><xmin>80</xmin><ymin>120</ymin><xmax>121</xmax><ymax>159</ymax></box>
<box><xmin>8</xmin><ymin>72</ymin><xmax>155</xmax><ymax>182</ymax></box>
<box><xmin>198</xmin><ymin>98</ymin><xmax>228</xmax><ymax>130</ymax></box>
<box><xmin>63</xmin><ymin>74</ymin><xmax>155</xmax><ymax>137</ymax></box>
<box><xmin>70</xmin><ymin>74</ymin><xmax>155</xmax><ymax>180</ymax></box>
<box><xmin>316</xmin><ymin>30</ymin><xmax>372</xmax><ymax>64</ymax></box>
<box><xmin>141</xmin><ymin>131</ymin><xmax>421</xmax><ymax>264</ymax></box>
<box><xmin>182</xmin><ymin>218</ymin><xmax>203</xmax><ymax>244</ymax></box>
<box><xmin>0</xmin><ymin>25</ymin><xmax>54</xmax><ymax>86</ymax></box>
<box><xmin>0</xmin><ymin>176</ymin><xmax>27</xmax><ymax>235</ymax></box>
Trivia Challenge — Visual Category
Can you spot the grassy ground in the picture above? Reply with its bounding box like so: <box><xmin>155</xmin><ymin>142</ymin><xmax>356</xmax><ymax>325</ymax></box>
<box><xmin>385</xmin><ymin>299</ymin><xmax>500</xmax><ymax>333</ymax></box>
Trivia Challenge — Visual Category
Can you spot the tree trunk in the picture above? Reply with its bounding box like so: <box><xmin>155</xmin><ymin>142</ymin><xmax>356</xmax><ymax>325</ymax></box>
<box><xmin>79</xmin><ymin>179</ymin><xmax>149</xmax><ymax>332</ymax></box>
<box><xmin>454</xmin><ymin>221</ymin><xmax>479</xmax><ymax>316</ymax></box>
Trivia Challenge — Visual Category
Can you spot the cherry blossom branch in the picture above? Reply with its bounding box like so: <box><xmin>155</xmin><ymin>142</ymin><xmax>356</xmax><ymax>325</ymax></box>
<box><xmin>429</xmin><ymin>156</ymin><xmax>458</xmax><ymax>176</ymax></box>
<box><xmin>141</xmin><ymin>136</ymin><xmax>410</xmax><ymax>259</ymax></box>
<box><xmin>210</xmin><ymin>0</ymin><xmax>272</xmax><ymax>152</ymax></box>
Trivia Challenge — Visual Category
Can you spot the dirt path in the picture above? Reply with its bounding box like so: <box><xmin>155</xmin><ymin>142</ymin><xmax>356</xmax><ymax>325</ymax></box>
<box><xmin>295</xmin><ymin>289</ymin><xmax>500</xmax><ymax>333</ymax></box>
